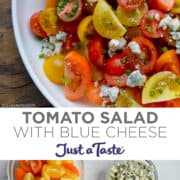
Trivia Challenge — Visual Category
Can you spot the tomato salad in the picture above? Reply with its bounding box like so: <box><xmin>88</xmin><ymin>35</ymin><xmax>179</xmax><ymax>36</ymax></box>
<box><xmin>15</xmin><ymin>160</ymin><xmax>80</xmax><ymax>180</ymax></box>
<box><xmin>29</xmin><ymin>0</ymin><xmax>180</xmax><ymax>107</ymax></box>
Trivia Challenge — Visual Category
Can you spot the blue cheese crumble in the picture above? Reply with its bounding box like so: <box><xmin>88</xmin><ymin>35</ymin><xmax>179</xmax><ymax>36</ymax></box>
<box><xmin>127</xmin><ymin>70</ymin><xmax>147</xmax><ymax>87</ymax></box>
<box><xmin>108</xmin><ymin>37</ymin><xmax>127</xmax><ymax>57</ymax></box>
<box><xmin>128</xmin><ymin>41</ymin><xmax>141</xmax><ymax>55</ymax></box>
<box><xmin>100</xmin><ymin>85</ymin><xmax>119</xmax><ymax>103</ymax></box>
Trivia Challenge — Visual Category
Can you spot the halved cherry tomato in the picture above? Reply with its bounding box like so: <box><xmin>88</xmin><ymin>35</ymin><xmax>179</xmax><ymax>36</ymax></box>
<box><xmin>155</xmin><ymin>49</ymin><xmax>180</xmax><ymax>75</ymax></box>
<box><xmin>65</xmin><ymin>51</ymin><xmax>91</xmax><ymax>100</ymax></box>
<box><xmin>83</xmin><ymin>0</ymin><xmax>97</xmax><ymax>14</ymax></box>
<box><xmin>46</xmin><ymin>0</ymin><xmax>59</xmax><ymax>8</ymax></box>
<box><xmin>148</xmin><ymin>0</ymin><xmax>175</xmax><ymax>12</ymax></box>
<box><xmin>124</xmin><ymin>37</ymin><xmax>157</xmax><ymax>74</ymax></box>
<box><xmin>18</xmin><ymin>161</ymin><xmax>32</xmax><ymax>172</ymax></box>
<box><xmin>117</xmin><ymin>0</ymin><xmax>144</xmax><ymax>11</ymax></box>
<box><xmin>62</xmin><ymin>162</ymin><xmax>80</xmax><ymax>176</ymax></box>
<box><xmin>30</xmin><ymin>161</ymin><xmax>43</xmax><ymax>175</ymax></box>
<box><xmin>104</xmin><ymin>73</ymin><xmax>128</xmax><ymax>87</ymax></box>
<box><xmin>39</xmin><ymin>8</ymin><xmax>60</xmax><ymax>35</ymax></box>
<box><xmin>62</xmin><ymin>35</ymin><xmax>80</xmax><ymax>52</ymax></box>
<box><xmin>60</xmin><ymin>20</ymin><xmax>79</xmax><ymax>34</ymax></box>
<box><xmin>88</xmin><ymin>36</ymin><xmax>104</xmax><ymax>69</ymax></box>
<box><xmin>15</xmin><ymin>168</ymin><xmax>26</xmax><ymax>180</ymax></box>
<box><xmin>140</xmin><ymin>10</ymin><xmax>166</xmax><ymax>38</ymax></box>
<box><xmin>87</xmin><ymin>83</ymin><xmax>103</xmax><ymax>106</ymax></box>
<box><xmin>57</xmin><ymin>0</ymin><xmax>82</xmax><ymax>22</ymax></box>
<box><xmin>106</xmin><ymin>53</ymin><xmax>127</xmax><ymax>76</ymax></box>
<box><xmin>125</xmin><ymin>26</ymin><xmax>142</xmax><ymax>41</ymax></box>
<box><xmin>29</xmin><ymin>12</ymin><xmax>48</xmax><ymax>38</ymax></box>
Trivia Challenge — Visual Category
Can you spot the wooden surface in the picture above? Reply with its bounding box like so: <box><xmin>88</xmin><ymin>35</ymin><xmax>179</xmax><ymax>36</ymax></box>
<box><xmin>0</xmin><ymin>0</ymin><xmax>51</xmax><ymax>107</ymax></box>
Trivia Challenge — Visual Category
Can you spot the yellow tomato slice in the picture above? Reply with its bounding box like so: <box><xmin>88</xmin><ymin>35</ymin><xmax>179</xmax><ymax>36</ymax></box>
<box><xmin>47</xmin><ymin>160</ymin><xmax>62</xmax><ymax>166</ymax></box>
<box><xmin>116</xmin><ymin>2</ymin><xmax>148</xmax><ymax>27</ymax></box>
<box><xmin>46</xmin><ymin>0</ymin><xmax>59</xmax><ymax>8</ymax></box>
<box><xmin>39</xmin><ymin>8</ymin><xmax>60</xmax><ymax>35</ymax></box>
<box><xmin>171</xmin><ymin>0</ymin><xmax>180</xmax><ymax>13</ymax></box>
<box><xmin>43</xmin><ymin>55</ymin><xmax>65</xmax><ymax>84</ymax></box>
<box><xmin>23</xmin><ymin>173</ymin><xmax>35</xmax><ymax>180</ymax></box>
<box><xmin>142</xmin><ymin>71</ymin><xmax>180</xmax><ymax>104</ymax></box>
<box><xmin>77</xmin><ymin>15</ymin><xmax>94</xmax><ymax>42</ymax></box>
<box><xmin>114</xmin><ymin>89</ymin><xmax>141</xmax><ymax>107</ymax></box>
<box><xmin>93</xmin><ymin>0</ymin><xmax>126</xmax><ymax>39</ymax></box>
<box><xmin>45</xmin><ymin>165</ymin><xmax>66</xmax><ymax>178</ymax></box>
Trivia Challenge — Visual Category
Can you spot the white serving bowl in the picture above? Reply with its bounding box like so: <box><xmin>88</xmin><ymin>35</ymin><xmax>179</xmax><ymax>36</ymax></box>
<box><xmin>12</xmin><ymin>0</ymin><xmax>91</xmax><ymax>107</ymax></box>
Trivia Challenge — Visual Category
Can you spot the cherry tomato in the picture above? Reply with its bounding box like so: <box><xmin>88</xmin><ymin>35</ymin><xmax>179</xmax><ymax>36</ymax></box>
<box><xmin>83</xmin><ymin>0</ymin><xmax>97</xmax><ymax>14</ymax></box>
<box><xmin>106</xmin><ymin>54</ymin><xmax>127</xmax><ymax>76</ymax></box>
<box><xmin>155</xmin><ymin>49</ymin><xmax>180</xmax><ymax>75</ymax></box>
<box><xmin>165</xmin><ymin>98</ymin><xmax>180</xmax><ymax>107</ymax></box>
<box><xmin>117</xmin><ymin>0</ymin><xmax>144</xmax><ymax>11</ymax></box>
<box><xmin>62</xmin><ymin>35</ymin><xmax>80</xmax><ymax>52</ymax></box>
<box><xmin>88</xmin><ymin>36</ymin><xmax>104</xmax><ymax>69</ymax></box>
<box><xmin>104</xmin><ymin>73</ymin><xmax>128</xmax><ymax>87</ymax></box>
<box><xmin>148</xmin><ymin>0</ymin><xmax>175</xmax><ymax>12</ymax></box>
<box><xmin>30</xmin><ymin>161</ymin><xmax>43</xmax><ymax>175</ymax></box>
<box><xmin>18</xmin><ymin>161</ymin><xmax>32</xmax><ymax>172</ymax></box>
<box><xmin>65</xmin><ymin>51</ymin><xmax>91</xmax><ymax>100</ymax></box>
<box><xmin>46</xmin><ymin>0</ymin><xmax>59</xmax><ymax>8</ymax></box>
<box><xmin>124</xmin><ymin>37</ymin><xmax>157</xmax><ymax>74</ymax></box>
<box><xmin>15</xmin><ymin>168</ymin><xmax>26</xmax><ymax>180</ymax></box>
<box><xmin>140</xmin><ymin>10</ymin><xmax>166</xmax><ymax>38</ymax></box>
<box><xmin>87</xmin><ymin>83</ymin><xmax>103</xmax><ymax>106</ymax></box>
<box><xmin>39</xmin><ymin>8</ymin><xmax>60</xmax><ymax>35</ymax></box>
<box><xmin>125</xmin><ymin>27</ymin><xmax>142</xmax><ymax>41</ymax></box>
<box><xmin>43</xmin><ymin>55</ymin><xmax>65</xmax><ymax>84</ymax></box>
<box><xmin>57</xmin><ymin>0</ymin><xmax>82</xmax><ymax>22</ymax></box>
<box><xmin>29</xmin><ymin>12</ymin><xmax>48</xmax><ymax>38</ymax></box>
<box><xmin>60</xmin><ymin>20</ymin><xmax>79</xmax><ymax>34</ymax></box>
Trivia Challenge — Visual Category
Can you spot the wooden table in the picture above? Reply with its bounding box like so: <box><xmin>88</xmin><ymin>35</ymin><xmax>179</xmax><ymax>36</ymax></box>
<box><xmin>0</xmin><ymin>0</ymin><xmax>51</xmax><ymax>107</ymax></box>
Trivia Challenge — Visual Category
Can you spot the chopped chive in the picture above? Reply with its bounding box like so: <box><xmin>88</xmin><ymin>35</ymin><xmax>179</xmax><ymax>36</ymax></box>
<box><xmin>116</xmin><ymin>81</ymin><xmax>122</xmax><ymax>87</ymax></box>
<box><xmin>35</xmin><ymin>35</ymin><xmax>43</xmax><ymax>40</ymax></box>
<box><xmin>175</xmin><ymin>78</ymin><xmax>180</xmax><ymax>85</ymax></box>
<box><xmin>39</xmin><ymin>53</ymin><xmax>45</xmax><ymax>58</ymax></box>
<box><xmin>58</xmin><ymin>1</ymin><xmax>65</xmax><ymax>8</ymax></box>
<box><xmin>125</xmin><ymin>69</ymin><xmax>132</xmax><ymax>75</ymax></box>
<box><xmin>147</xmin><ymin>27</ymin><xmax>153</xmax><ymax>33</ymax></box>
<box><xmin>147</xmin><ymin>15</ymin><xmax>153</xmax><ymax>21</ymax></box>
<box><xmin>150</xmin><ymin>91</ymin><xmax>155</xmax><ymax>97</ymax></box>
<box><xmin>120</xmin><ymin>57</ymin><xmax>126</xmax><ymax>64</ymax></box>
<box><xmin>162</xmin><ymin>46</ymin><xmax>168</xmax><ymax>53</ymax></box>
<box><xmin>158</xmin><ymin>89</ymin><xmax>163</xmax><ymax>94</ymax></box>
<box><xmin>61</xmin><ymin>75</ymin><xmax>71</xmax><ymax>85</ymax></box>
<box><xmin>132</xmin><ymin>21</ymin><xmax>137</xmax><ymax>26</ymax></box>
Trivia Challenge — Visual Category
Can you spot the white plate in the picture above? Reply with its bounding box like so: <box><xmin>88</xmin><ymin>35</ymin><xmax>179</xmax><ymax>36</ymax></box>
<box><xmin>12</xmin><ymin>0</ymin><xmax>91</xmax><ymax>107</ymax></box>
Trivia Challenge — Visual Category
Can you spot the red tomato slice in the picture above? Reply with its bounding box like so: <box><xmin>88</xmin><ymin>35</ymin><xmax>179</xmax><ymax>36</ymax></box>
<box><xmin>87</xmin><ymin>83</ymin><xmax>103</xmax><ymax>106</ymax></box>
<box><xmin>30</xmin><ymin>160</ymin><xmax>43</xmax><ymax>175</ymax></box>
<box><xmin>60</xmin><ymin>20</ymin><xmax>79</xmax><ymax>34</ymax></box>
<box><xmin>88</xmin><ymin>36</ymin><xmax>105</xmax><ymax>69</ymax></box>
<box><xmin>15</xmin><ymin>168</ymin><xmax>26</xmax><ymax>180</ymax></box>
<box><xmin>117</xmin><ymin>0</ymin><xmax>144</xmax><ymax>11</ymax></box>
<box><xmin>165</xmin><ymin>98</ymin><xmax>180</xmax><ymax>107</ymax></box>
<box><xmin>105</xmin><ymin>53</ymin><xmax>127</xmax><ymax>76</ymax></box>
<box><xmin>65</xmin><ymin>51</ymin><xmax>91</xmax><ymax>100</ymax></box>
<box><xmin>124</xmin><ymin>37</ymin><xmax>157</xmax><ymax>74</ymax></box>
<box><xmin>148</xmin><ymin>0</ymin><xmax>175</xmax><ymax>12</ymax></box>
<box><xmin>140</xmin><ymin>10</ymin><xmax>166</xmax><ymax>39</ymax></box>
<box><xmin>104</xmin><ymin>73</ymin><xmax>128</xmax><ymax>87</ymax></box>
<box><xmin>18</xmin><ymin>161</ymin><xmax>32</xmax><ymax>172</ymax></box>
<box><xmin>29</xmin><ymin>12</ymin><xmax>48</xmax><ymax>38</ymax></box>
<box><xmin>63</xmin><ymin>162</ymin><xmax>80</xmax><ymax>176</ymax></box>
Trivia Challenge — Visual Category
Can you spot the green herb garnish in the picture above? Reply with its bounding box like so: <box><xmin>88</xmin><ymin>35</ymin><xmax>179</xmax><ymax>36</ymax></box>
<box><xmin>120</xmin><ymin>57</ymin><xmax>126</xmax><ymax>64</ymax></box>
<box><xmin>150</xmin><ymin>91</ymin><xmax>155</xmax><ymax>97</ymax></box>
<box><xmin>39</xmin><ymin>53</ymin><xmax>45</xmax><ymax>59</ymax></box>
<box><xmin>125</xmin><ymin>69</ymin><xmax>132</xmax><ymax>75</ymax></box>
<box><xmin>162</xmin><ymin>46</ymin><xmax>168</xmax><ymax>53</ymax></box>
<box><xmin>147</xmin><ymin>15</ymin><xmax>153</xmax><ymax>21</ymax></box>
<box><xmin>61</xmin><ymin>75</ymin><xmax>71</xmax><ymax>85</ymax></box>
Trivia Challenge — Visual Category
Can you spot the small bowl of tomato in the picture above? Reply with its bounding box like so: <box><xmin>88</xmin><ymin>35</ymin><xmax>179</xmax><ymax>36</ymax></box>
<box><xmin>7</xmin><ymin>160</ymin><xmax>84</xmax><ymax>180</ymax></box>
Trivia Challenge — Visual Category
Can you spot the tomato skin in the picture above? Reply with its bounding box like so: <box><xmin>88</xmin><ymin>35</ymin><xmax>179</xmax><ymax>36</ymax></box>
<box><xmin>106</xmin><ymin>54</ymin><xmax>127</xmax><ymax>76</ymax></box>
<box><xmin>60</xmin><ymin>20</ymin><xmax>79</xmax><ymax>35</ymax></box>
<box><xmin>65</xmin><ymin>51</ymin><xmax>91</xmax><ymax>101</ymax></box>
<box><xmin>88</xmin><ymin>36</ymin><xmax>104</xmax><ymax>69</ymax></box>
<box><xmin>15</xmin><ymin>168</ymin><xmax>26</xmax><ymax>180</ymax></box>
<box><xmin>155</xmin><ymin>49</ymin><xmax>180</xmax><ymax>75</ymax></box>
<box><xmin>140</xmin><ymin>10</ymin><xmax>166</xmax><ymax>39</ymax></box>
<box><xmin>29</xmin><ymin>12</ymin><xmax>48</xmax><ymax>38</ymax></box>
<box><xmin>104</xmin><ymin>73</ymin><xmax>128</xmax><ymax>87</ymax></box>
<box><xmin>30</xmin><ymin>161</ymin><xmax>43</xmax><ymax>175</ymax></box>
<box><xmin>124</xmin><ymin>37</ymin><xmax>157</xmax><ymax>74</ymax></box>
<box><xmin>18</xmin><ymin>161</ymin><xmax>32</xmax><ymax>172</ymax></box>
<box><xmin>117</xmin><ymin>0</ymin><xmax>144</xmax><ymax>11</ymax></box>
<box><xmin>165</xmin><ymin>98</ymin><xmax>180</xmax><ymax>107</ymax></box>
<box><xmin>148</xmin><ymin>0</ymin><xmax>175</xmax><ymax>12</ymax></box>
<box><xmin>87</xmin><ymin>83</ymin><xmax>103</xmax><ymax>106</ymax></box>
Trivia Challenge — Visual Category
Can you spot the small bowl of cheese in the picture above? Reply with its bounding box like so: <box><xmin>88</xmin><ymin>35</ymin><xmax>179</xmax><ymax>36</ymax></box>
<box><xmin>107</xmin><ymin>160</ymin><xmax>158</xmax><ymax>180</ymax></box>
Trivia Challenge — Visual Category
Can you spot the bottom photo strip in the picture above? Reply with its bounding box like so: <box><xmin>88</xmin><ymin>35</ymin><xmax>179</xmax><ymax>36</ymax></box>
<box><xmin>1</xmin><ymin>160</ymin><xmax>180</xmax><ymax>180</ymax></box>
